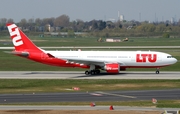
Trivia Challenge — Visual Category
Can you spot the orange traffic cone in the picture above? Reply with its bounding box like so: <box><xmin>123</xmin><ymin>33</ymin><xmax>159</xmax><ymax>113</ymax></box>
<box><xmin>109</xmin><ymin>105</ymin><xmax>114</xmax><ymax>110</ymax></box>
<box><xmin>90</xmin><ymin>102</ymin><xmax>96</xmax><ymax>107</ymax></box>
<box><xmin>152</xmin><ymin>98</ymin><xmax>157</xmax><ymax>104</ymax></box>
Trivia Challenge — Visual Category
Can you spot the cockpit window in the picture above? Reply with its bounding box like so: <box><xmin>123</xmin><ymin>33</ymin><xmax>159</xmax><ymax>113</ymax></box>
<box><xmin>167</xmin><ymin>56</ymin><xmax>174</xmax><ymax>58</ymax></box>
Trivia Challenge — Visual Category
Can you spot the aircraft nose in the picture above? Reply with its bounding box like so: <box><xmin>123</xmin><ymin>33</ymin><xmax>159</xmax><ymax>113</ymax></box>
<box><xmin>174</xmin><ymin>58</ymin><xmax>178</xmax><ymax>63</ymax></box>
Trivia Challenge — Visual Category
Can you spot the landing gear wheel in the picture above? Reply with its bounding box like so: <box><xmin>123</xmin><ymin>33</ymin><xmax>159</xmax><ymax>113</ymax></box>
<box><xmin>96</xmin><ymin>70</ymin><xmax>100</xmax><ymax>74</ymax></box>
<box><xmin>85</xmin><ymin>69</ymin><xmax>101</xmax><ymax>75</ymax></box>
<box><xmin>156</xmin><ymin>70</ymin><xmax>159</xmax><ymax>74</ymax></box>
<box><xmin>156</xmin><ymin>68</ymin><xmax>160</xmax><ymax>74</ymax></box>
<box><xmin>85</xmin><ymin>71</ymin><xmax>89</xmax><ymax>75</ymax></box>
<box><xmin>90</xmin><ymin>71</ymin><xmax>95</xmax><ymax>75</ymax></box>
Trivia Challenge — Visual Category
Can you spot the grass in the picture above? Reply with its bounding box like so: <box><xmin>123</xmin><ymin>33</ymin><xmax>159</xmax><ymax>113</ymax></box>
<box><xmin>1</xmin><ymin>36</ymin><xmax>180</xmax><ymax>47</ymax></box>
<box><xmin>0</xmin><ymin>79</ymin><xmax>180</xmax><ymax>93</ymax></box>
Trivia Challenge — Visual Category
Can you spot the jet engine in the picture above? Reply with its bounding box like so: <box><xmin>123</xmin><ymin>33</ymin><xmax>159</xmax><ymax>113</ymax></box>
<box><xmin>104</xmin><ymin>63</ymin><xmax>120</xmax><ymax>73</ymax></box>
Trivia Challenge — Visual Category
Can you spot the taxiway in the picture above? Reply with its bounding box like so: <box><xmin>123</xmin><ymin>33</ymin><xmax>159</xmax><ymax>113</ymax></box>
<box><xmin>0</xmin><ymin>89</ymin><xmax>180</xmax><ymax>104</ymax></box>
<box><xmin>0</xmin><ymin>71</ymin><xmax>179</xmax><ymax>79</ymax></box>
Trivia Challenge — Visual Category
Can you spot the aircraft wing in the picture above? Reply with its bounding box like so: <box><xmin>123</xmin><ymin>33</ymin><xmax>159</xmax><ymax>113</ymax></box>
<box><xmin>57</xmin><ymin>57</ymin><xmax>125</xmax><ymax>67</ymax></box>
<box><xmin>46</xmin><ymin>52</ymin><xmax>126</xmax><ymax>67</ymax></box>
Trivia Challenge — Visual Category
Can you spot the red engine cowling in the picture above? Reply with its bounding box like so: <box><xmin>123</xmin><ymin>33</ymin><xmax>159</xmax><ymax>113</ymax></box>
<box><xmin>104</xmin><ymin>63</ymin><xmax>120</xmax><ymax>73</ymax></box>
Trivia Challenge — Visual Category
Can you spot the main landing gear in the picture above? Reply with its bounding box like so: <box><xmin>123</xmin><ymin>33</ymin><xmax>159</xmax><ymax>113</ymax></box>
<box><xmin>85</xmin><ymin>64</ymin><xmax>101</xmax><ymax>75</ymax></box>
<box><xmin>85</xmin><ymin>70</ymin><xmax>100</xmax><ymax>75</ymax></box>
<box><xmin>156</xmin><ymin>68</ymin><xmax>160</xmax><ymax>74</ymax></box>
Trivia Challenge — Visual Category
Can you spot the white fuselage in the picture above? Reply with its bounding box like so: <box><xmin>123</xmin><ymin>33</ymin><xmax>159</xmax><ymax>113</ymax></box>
<box><xmin>45</xmin><ymin>50</ymin><xmax>177</xmax><ymax>68</ymax></box>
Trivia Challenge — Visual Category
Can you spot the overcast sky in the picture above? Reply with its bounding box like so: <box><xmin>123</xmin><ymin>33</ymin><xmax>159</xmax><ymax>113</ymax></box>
<box><xmin>0</xmin><ymin>0</ymin><xmax>179</xmax><ymax>22</ymax></box>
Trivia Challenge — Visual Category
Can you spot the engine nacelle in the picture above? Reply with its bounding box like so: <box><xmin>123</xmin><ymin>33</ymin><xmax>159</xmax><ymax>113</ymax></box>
<box><xmin>104</xmin><ymin>63</ymin><xmax>120</xmax><ymax>74</ymax></box>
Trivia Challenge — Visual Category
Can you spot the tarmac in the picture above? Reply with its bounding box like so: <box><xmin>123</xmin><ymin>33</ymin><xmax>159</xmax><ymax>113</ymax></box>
<box><xmin>0</xmin><ymin>71</ymin><xmax>180</xmax><ymax>79</ymax></box>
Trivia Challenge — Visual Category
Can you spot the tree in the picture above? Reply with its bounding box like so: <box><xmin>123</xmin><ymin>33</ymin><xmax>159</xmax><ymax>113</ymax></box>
<box><xmin>162</xmin><ymin>33</ymin><xmax>170</xmax><ymax>38</ymax></box>
<box><xmin>155</xmin><ymin>24</ymin><xmax>166</xmax><ymax>32</ymax></box>
<box><xmin>146</xmin><ymin>24</ymin><xmax>155</xmax><ymax>32</ymax></box>
<box><xmin>28</xmin><ymin>18</ymin><xmax>34</xmax><ymax>24</ymax></box>
<box><xmin>106</xmin><ymin>21</ymin><xmax>115</xmax><ymax>29</ymax></box>
<box><xmin>119</xmin><ymin>24</ymin><xmax>123</xmax><ymax>28</ymax></box>
<box><xmin>71</xmin><ymin>19</ymin><xmax>85</xmax><ymax>32</ymax></box>
<box><xmin>54</xmin><ymin>15</ymin><xmax>70</xmax><ymax>27</ymax></box>
<box><xmin>178</xmin><ymin>19</ymin><xmax>180</xmax><ymax>26</ymax></box>
<box><xmin>92</xmin><ymin>20</ymin><xmax>98</xmax><ymax>30</ymax></box>
<box><xmin>68</xmin><ymin>30</ymin><xmax>75</xmax><ymax>36</ymax></box>
<box><xmin>42</xmin><ymin>18</ymin><xmax>50</xmax><ymax>25</ymax></box>
<box><xmin>0</xmin><ymin>18</ymin><xmax>7</xmax><ymax>31</ymax></box>
<box><xmin>7</xmin><ymin>18</ymin><xmax>14</xmax><ymax>23</ymax></box>
<box><xmin>19</xmin><ymin>18</ymin><xmax>27</xmax><ymax>28</ymax></box>
<box><xmin>35</xmin><ymin>18</ymin><xmax>43</xmax><ymax>26</ymax></box>
<box><xmin>0</xmin><ymin>18</ymin><xmax>7</xmax><ymax>24</ymax></box>
<box><xmin>98</xmin><ymin>20</ymin><xmax>106</xmax><ymax>30</ymax></box>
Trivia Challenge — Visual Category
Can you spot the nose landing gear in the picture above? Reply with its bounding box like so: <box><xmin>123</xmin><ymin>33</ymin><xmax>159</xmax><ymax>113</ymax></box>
<box><xmin>156</xmin><ymin>68</ymin><xmax>160</xmax><ymax>74</ymax></box>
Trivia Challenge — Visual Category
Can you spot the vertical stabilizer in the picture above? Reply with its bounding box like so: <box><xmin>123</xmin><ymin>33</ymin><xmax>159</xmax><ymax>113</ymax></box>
<box><xmin>6</xmin><ymin>23</ymin><xmax>42</xmax><ymax>52</ymax></box>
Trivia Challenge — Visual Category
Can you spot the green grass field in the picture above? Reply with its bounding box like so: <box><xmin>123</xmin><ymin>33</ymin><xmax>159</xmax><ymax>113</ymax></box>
<box><xmin>0</xmin><ymin>79</ymin><xmax>180</xmax><ymax>93</ymax></box>
<box><xmin>1</xmin><ymin>36</ymin><xmax>180</xmax><ymax>47</ymax></box>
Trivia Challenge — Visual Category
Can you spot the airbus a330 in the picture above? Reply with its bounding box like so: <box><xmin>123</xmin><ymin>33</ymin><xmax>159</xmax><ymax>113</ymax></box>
<box><xmin>6</xmin><ymin>23</ymin><xmax>177</xmax><ymax>75</ymax></box>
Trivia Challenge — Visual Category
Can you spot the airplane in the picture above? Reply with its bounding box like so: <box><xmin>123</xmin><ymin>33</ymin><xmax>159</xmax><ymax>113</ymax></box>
<box><xmin>6</xmin><ymin>23</ymin><xmax>177</xmax><ymax>75</ymax></box>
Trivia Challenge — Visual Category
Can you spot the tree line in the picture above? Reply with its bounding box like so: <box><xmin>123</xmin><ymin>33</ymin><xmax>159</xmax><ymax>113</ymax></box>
<box><xmin>1</xmin><ymin>15</ymin><xmax>180</xmax><ymax>37</ymax></box>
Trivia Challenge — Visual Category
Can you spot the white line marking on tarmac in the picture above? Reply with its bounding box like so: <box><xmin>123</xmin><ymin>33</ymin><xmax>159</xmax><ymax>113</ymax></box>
<box><xmin>90</xmin><ymin>93</ymin><xmax>103</xmax><ymax>96</ymax></box>
<box><xmin>96</xmin><ymin>91</ymin><xmax>137</xmax><ymax>99</ymax></box>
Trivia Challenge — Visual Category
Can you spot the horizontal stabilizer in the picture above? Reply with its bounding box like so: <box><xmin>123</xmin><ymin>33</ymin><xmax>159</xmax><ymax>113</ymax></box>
<box><xmin>4</xmin><ymin>51</ymin><xmax>29</xmax><ymax>57</ymax></box>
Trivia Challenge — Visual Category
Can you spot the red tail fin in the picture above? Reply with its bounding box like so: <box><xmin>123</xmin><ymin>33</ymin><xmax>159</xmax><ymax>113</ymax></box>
<box><xmin>6</xmin><ymin>23</ymin><xmax>42</xmax><ymax>52</ymax></box>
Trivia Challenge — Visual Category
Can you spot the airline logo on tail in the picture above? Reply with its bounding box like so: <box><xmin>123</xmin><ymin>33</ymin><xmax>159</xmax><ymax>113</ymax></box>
<box><xmin>7</xmin><ymin>24</ymin><xmax>23</xmax><ymax>46</ymax></box>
